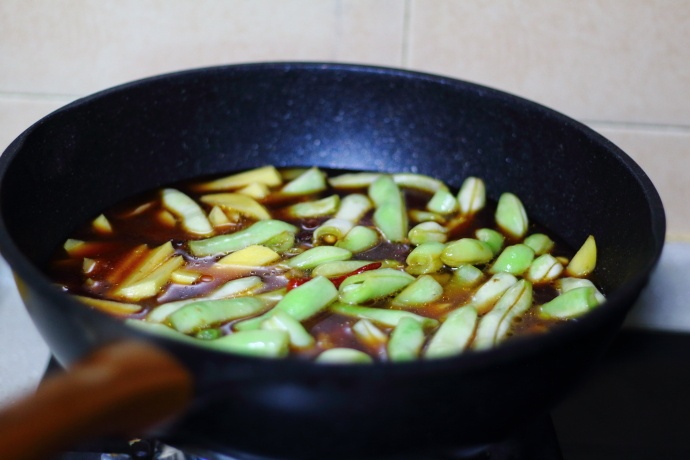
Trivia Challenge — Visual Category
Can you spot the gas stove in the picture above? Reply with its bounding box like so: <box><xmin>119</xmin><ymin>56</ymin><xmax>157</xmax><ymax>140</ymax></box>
<box><xmin>48</xmin><ymin>327</ymin><xmax>690</xmax><ymax>460</ymax></box>
<box><xmin>43</xmin><ymin>355</ymin><xmax>562</xmax><ymax>460</ymax></box>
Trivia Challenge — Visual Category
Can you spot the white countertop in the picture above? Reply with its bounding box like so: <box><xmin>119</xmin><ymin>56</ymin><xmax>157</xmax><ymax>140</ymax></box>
<box><xmin>0</xmin><ymin>241</ymin><xmax>688</xmax><ymax>409</ymax></box>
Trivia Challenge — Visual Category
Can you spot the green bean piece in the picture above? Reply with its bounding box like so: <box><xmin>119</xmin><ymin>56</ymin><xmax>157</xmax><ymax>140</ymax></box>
<box><xmin>490</xmin><ymin>244</ymin><xmax>535</xmax><ymax>275</ymax></box>
<box><xmin>313</xmin><ymin>218</ymin><xmax>354</xmax><ymax>245</ymax></box>
<box><xmin>566</xmin><ymin>235</ymin><xmax>597</xmax><ymax>277</ymax></box>
<box><xmin>204</xmin><ymin>330</ymin><xmax>290</xmax><ymax>358</ymax></box>
<box><xmin>330</xmin><ymin>172</ymin><xmax>448</xmax><ymax>195</ymax></box>
<box><xmin>387</xmin><ymin>317</ymin><xmax>426</xmax><ymax>362</ymax></box>
<box><xmin>316</xmin><ymin>348</ymin><xmax>374</xmax><ymax>364</ymax></box>
<box><xmin>127</xmin><ymin>320</ymin><xmax>289</xmax><ymax>358</ymax></box>
<box><xmin>263</xmin><ymin>230</ymin><xmax>296</xmax><ymax>253</ymax></box>
<box><xmin>473</xmin><ymin>280</ymin><xmax>533</xmax><ymax>350</ymax></box>
<box><xmin>261</xmin><ymin>309</ymin><xmax>315</xmax><ymax>348</ymax></box>
<box><xmin>188</xmin><ymin>219</ymin><xmax>297</xmax><ymax>257</ymax></box>
<box><xmin>392</xmin><ymin>275</ymin><xmax>444</xmax><ymax>307</ymax></box>
<box><xmin>523</xmin><ymin>233</ymin><xmax>555</xmax><ymax>255</ymax></box>
<box><xmin>539</xmin><ymin>286</ymin><xmax>599</xmax><ymax>319</ymax></box>
<box><xmin>352</xmin><ymin>319</ymin><xmax>388</xmax><ymax>347</ymax></box>
<box><xmin>424</xmin><ymin>306</ymin><xmax>477</xmax><ymax>359</ymax></box>
<box><xmin>234</xmin><ymin>276</ymin><xmax>338</xmax><ymax>330</ymax></box>
<box><xmin>335</xmin><ymin>225</ymin><xmax>380</xmax><ymax>253</ymax></box>
<box><xmin>427</xmin><ymin>189</ymin><xmax>458</xmax><ymax>214</ymax></box>
<box><xmin>494</xmin><ymin>281</ymin><xmax>534</xmax><ymax>341</ymax></box>
<box><xmin>457</xmin><ymin>177</ymin><xmax>486</xmax><ymax>215</ymax></box>
<box><xmin>495</xmin><ymin>192</ymin><xmax>529</xmax><ymax>239</ymax></box>
<box><xmin>526</xmin><ymin>254</ymin><xmax>564</xmax><ymax>283</ymax></box>
<box><xmin>169</xmin><ymin>297</ymin><xmax>266</xmax><ymax>334</ymax></box>
<box><xmin>369</xmin><ymin>174</ymin><xmax>396</xmax><ymax>205</ymax></box>
<box><xmin>329</xmin><ymin>172</ymin><xmax>382</xmax><ymax>189</ymax></box>
<box><xmin>409</xmin><ymin>210</ymin><xmax>445</xmax><ymax>224</ymax></box>
<box><xmin>255</xmin><ymin>288</ymin><xmax>287</xmax><ymax>306</ymax></box>
<box><xmin>312</xmin><ymin>260</ymin><xmax>372</xmax><ymax>278</ymax></box>
<box><xmin>147</xmin><ymin>276</ymin><xmax>264</xmax><ymax>323</ymax></box>
<box><xmin>338</xmin><ymin>268</ymin><xmax>415</xmax><ymax>305</ymax></box>
<box><xmin>406</xmin><ymin>242</ymin><xmax>445</xmax><ymax>275</ymax></box>
<box><xmin>475</xmin><ymin>228</ymin><xmax>505</xmax><ymax>255</ymax></box>
<box><xmin>195</xmin><ymin>328</ymin><xmax>222</xmax><ymax>340</ymax></box>
<box><xmin>330</xmin><ymin>302</ymin><xmax>439</xmax><ymax>329</ymax></box>
<box><xmin>441</xmin><ymin>238</ymin><xmax>494</xmax><ymax>267</ymax></box>
<box><xmin>408</xmin><ymin>221</ymin><xmax>448</xmax><ymax>245</ymax></box>
<box><xmin>161</xmin><ymin>188</ymin><xmax>213</xmax><ymax>236</ymax></box>
<box><xmin>392</xmin><ymin>173</ymin><xmax>448</xmax><ymax>194</ymax></box>
<box><xmin>281</xmin><ymin>166</ymin><xmax>327</xmax><ymax>194</ymax></box>
<box><xmin>334</xmin><ymin>193</ymin><xmax>372</xmax><ymax>222</ymax></box>
<box><xmin>557</xmin><ymin>277</ymin><xmax>606</xmax><ymax>304</ymax></box>
<box><xmin>467</xmin><ymin>272</ymin><xmax>518</xmax><ymax>314</ymax></box>
<box><xmin>285</xmin><ymin>246</ymin><xmax>352</xmax><ymax>269</ymax></box>
<box><xmin>369</xmin><ymin>175</ymin><xmax>408</xmax><ymax>242</ymax></box>
<box><xmin>375</xmin><ymin>201</ymin><xmax>408</xmax><ymax>243</ymax></box>
<box><xmin>287</xmin><ymin>194</ymin><xmax>340</xmax><ymax>218</ymax></box>
<box><xmin>452</xmin><ymin>264</ymin><xmax>485</xmax><ymax>288</ymax></box>
<box><xmin>126</xmin><ymin>319</ymin><xmax>201</xmax><ymax>344</ymax></box>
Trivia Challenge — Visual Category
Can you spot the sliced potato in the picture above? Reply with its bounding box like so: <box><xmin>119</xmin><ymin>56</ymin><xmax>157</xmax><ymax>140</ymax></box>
<box><xmin>115</xmin><ymin>255</ymin><xmax>184</xmax><ymax>300</ymax></box>
<box><xmin>217</xmin><ymin>245</ymin><xmax>281</xmax><ymax>266</ymax></box>
<box><xmin>196</xmin><ymin>165</ymin><xmax>283</xmax><ymax>191</ymax></box>
<box><xmin>73</xmin><ymin>295</ymin><xmax>142</xmax><ymax>316</ymax></box>
<box><xmin>201</xmin><ymin>193</ymin><xmax>271</xmax><ymax>220</ymax></box>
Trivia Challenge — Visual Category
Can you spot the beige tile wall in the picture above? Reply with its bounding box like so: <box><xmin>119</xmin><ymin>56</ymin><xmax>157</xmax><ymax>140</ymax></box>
<box><xmin>1</xmin><ymin>0</ymin><xmax>688</xmax><ymax>238</ymax></box>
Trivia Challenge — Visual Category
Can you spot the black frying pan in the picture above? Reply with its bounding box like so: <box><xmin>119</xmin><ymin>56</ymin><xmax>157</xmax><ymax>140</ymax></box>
<box><xmin>0</xmin><ymin>63</ymin><xmax>665</xmax><ymax>459</ymax></box>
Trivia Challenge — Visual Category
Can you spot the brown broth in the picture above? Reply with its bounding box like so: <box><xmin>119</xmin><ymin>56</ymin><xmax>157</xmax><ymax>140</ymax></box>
<box><xmin>47</xmin><ymin>167</ymin><xmax>595</xmax><ymax>362</ymax></box>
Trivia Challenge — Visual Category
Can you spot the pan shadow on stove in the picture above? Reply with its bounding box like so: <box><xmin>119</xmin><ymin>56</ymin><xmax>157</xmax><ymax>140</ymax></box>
<box><xmin>552</xmin><ymin>329</ymin><xmax>690</xmax><ymax>460</ymax></box>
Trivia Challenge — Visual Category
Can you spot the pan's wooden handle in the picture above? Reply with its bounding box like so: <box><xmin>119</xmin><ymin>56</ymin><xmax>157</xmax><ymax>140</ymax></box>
<box><xmin>0</xmin><ymin>341</ymin><xmax>193</xmax><ymax>460</ymax></box>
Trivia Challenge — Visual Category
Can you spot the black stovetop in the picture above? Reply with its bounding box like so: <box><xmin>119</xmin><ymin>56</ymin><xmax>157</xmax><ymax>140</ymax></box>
<box><xmin>49</xmin><ymin>328</ymin><xmax>690</xmax><ymax>460</ymax></box>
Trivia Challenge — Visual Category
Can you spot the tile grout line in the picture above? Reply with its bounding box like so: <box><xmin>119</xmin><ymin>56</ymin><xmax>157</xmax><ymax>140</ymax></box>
<box><xmin>0</xmin><ymin>91</ymin><xmax>81</xmax><ymax>102</ymax></box>
<box><xmin>583</xmin><ymin>120</ymin><xmax>690</xmax><ymax>134</ymax></box>
<box><xmin>400</xmin><ymin>0</ymin><xmax>412</xmax><ymax>67</ymax></box>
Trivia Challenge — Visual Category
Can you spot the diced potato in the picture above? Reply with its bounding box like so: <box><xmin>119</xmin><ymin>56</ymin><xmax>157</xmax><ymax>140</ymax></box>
<box><xmin>92</xmin><ymin>214</ymin><xmax>112</xmax><ymax>233</ymax></box>
<box><xmin>64</xmin><ymin>239</ymin><xmax>85</xmax><ymax>256</ymax></box>
<box><xmin>157</xmin><ymin>210</ymin><xmax>177</xmax><ymax>227</ymax></box>
<box><xmin>82</xmin><ymin>257</ymin><xmax>97</xmax><ymax>274</ymax></box>
<box><xmin>208</xmin><ymin>205</ymin><xmax>231</xmax><ymax>228</ymax></box>
<box><xmin>566</xmin><ymin>235</ymin><xmax>597</xmax><ymax>277</ymax></box>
